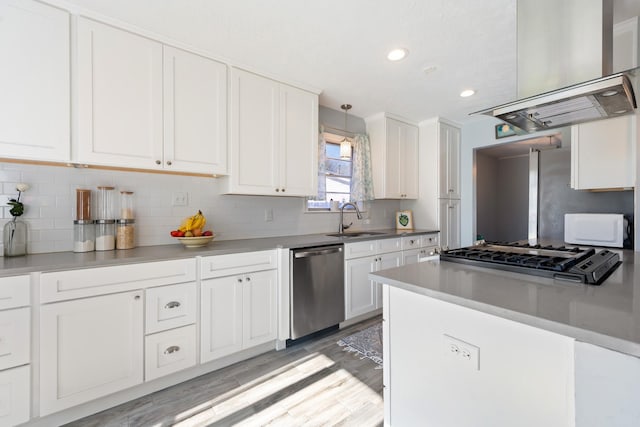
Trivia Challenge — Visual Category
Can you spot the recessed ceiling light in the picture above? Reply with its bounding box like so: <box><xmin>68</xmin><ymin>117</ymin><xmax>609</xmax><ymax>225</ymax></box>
<box><xmin>602</xmin><ymin>90</ymin><xmax>618</xmax><ymax>97</ymax></box>
<box><xmin>614</xmin><ymin>109</ymin><xmax>628</xmax><ymax>114</ymax></box>
<box><xmin>387</xmin><ymin>48</ymin><xmax>408</xmax><ymax>61</ymax></box>
<box><xmin>505</xmin><ymin>114</ymin><xmax>518</xmax><ymax>120</ymax></box>
<box><xmin>460</xmin><ymin>89</ymin><xmax>475</xmax><ymax>97</ymax></box>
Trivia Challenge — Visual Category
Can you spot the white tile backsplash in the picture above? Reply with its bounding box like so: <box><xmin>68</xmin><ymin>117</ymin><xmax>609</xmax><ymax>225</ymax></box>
<box><xmin>0</xmin><ymin>162</ymin><xmax>400</xmax><ymax>254</ymax></box>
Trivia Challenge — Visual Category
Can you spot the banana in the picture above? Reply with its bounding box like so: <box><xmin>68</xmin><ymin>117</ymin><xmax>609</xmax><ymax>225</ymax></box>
<box><xmin>178</xmin><ymin>210</ymin><xmax>206</xmax><ymax>232</ymax></box>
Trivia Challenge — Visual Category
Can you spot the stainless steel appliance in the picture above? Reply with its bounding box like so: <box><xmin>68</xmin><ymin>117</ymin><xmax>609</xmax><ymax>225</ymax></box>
<box><xmin>290</xmin><ymin>244</ymin><xmax>345</xmax><ymax>340</ymax></box>
<box><xmin>440</xmin><ymin>242</ymin><xmax>620</xmax><ymax>285</ymax></box>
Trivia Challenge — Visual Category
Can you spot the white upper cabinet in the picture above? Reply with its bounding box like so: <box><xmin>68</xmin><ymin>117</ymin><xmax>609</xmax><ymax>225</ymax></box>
<box><xmin>366</xmin><ymin>114</ymin><xmax>419</xmax><ymax>199</ymax></box>
<box><xmin>571</xmin><ymin>115</ymin><xmax>636</xmax><ymax>190</ymax></box>
<box><xmin>76</xmin><ymin>17</ymin><xmax>163</xmax><ymax>169</ymax></box>
<box><xmin>163</xmin><ymin>46</ymin><xmax>227</xmax><ymax>175</ymax></box>
<box><xmin>76</xmin><ymin>18</ymin><xmax>228</xmax><ymax>174</ymax></box>
<box><xmin>0</xmin><ymin>0</ymin><xmax>70</xmax><ymax>162</ymax></box>
<box><xmin>227</xmin><ymin>68</ymin><xmax>318</xmax><ymax>196</ymax></box>
<box><xmin>439</xmin><ymin>122</ymin><xmax>461</xmax><ymax>199</ymax></box>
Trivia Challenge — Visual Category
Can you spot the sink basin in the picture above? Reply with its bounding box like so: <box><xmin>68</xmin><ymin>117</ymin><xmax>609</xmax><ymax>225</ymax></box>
<box><xmin>325</xmin><ymin>231</ymin><xmax>386</xmax><ymax>238</ymax></box>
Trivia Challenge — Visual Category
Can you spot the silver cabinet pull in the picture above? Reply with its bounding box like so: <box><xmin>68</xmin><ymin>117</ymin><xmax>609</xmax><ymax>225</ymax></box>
<box><xmin>165</xmin><ymin>301</ymin><xmax>181</xmax><ymax>309</ymax></box>
<box><xmin>275</xmin><ymin>188</ymin><xmax>280</xmax><ymax>192</ymax></box>
<box><xmin>166</xmin><ymin>160</ymin><xmax>172</xmax><ymax>166</ymax></box>
<box><xmin>155</xmin><ymin>160</ymin><xmax>161</xmax><ymax>165</ymax></box>
<box><xmin>237</xmin><ymin>278</ymin><xmax>243</xmax><ymax>283</ymax></box>
<box><xmin>134</xmin><ymin>295</ymin><xmax>141</xmax><ymax>300</ymax></box>
<box><xmin>281</xmin><ymin>188</ymin><xmax>285</xmax><ymax>192</ymax></box>
<box><xmin>245</xmin><ymin>276</ymin><xmax>251</xmax><ymax>282</ymax></box>
<box><xmin>164</xmin><ymin>345</ymin><xmax>180</xmax><ymax>355</ymax></box>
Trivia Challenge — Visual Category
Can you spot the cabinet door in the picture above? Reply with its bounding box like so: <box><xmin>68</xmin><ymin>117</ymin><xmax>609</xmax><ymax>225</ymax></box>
<box><xmin>403</xmin><ymin>248</ymin><xmax>421</xmax><ymax>265</ymax></box>
<box><xmin>0</xmin><ymin>0</ymin><xmax>70</xmax><ymax>162</ymax></box>
<box><xmin>279</xmin><ymin>84</ymin><xmax>318</xmax><ymax>196</ymax></box>
<box><xmin>76</xmin><ymin>17</ymin><xmax>163</xmax><ymax>169</ymax></box>
<box><xmin>242</xmin><ymin>270</ymin><xmax>277</xmax><ymax>348</ymax></box>
<box><xmin>384</xmin><ymin>118</ymin><xmax>403</xmax><ymax>198</ymax></box>
<box><xmin>0</xmin><ymin>307</ymin><xmax>30</xmax><ymax>371</ymax></box>
<box><xmin>164</xmin><ymin>46</ymin><xmax>227</xmax><ymax>175</ymax></box>
<box><xmin>345</xmin><ymin>256</ymin><xmax>377</xmax><ymax>319</ymax></box>
<box><xmin>400</xmin><ymin>122</ymin><xmax>419</xmax><ymax>199</ymax></box>
<box><xmin>229</xmin><ymin>68</ymin><xmax>280</xmax><ymax>195</ymax></box>
<box><xmin>571</xmin><ymin>115</ymin><xmax>635</xmax><ymax>190</ymax></box>
<box><xmin>39</xmin><ymin>291</ymin><xmax>144</xmax><ymax>415</ymax></box>
<box><xmin>0</xmin><ymin>365</ymin><xmax>30</xmax><ymax>426</ymax></box>
<box><xmin>439</xmin><ymin>123</ymin><xmax>461</xmax><ymax>199</ymax></box>
<box><xmin>440</xmin><ymin>198</ymin><xmax>461</xmax><ymax>250</ymax></box>
<box><xmin>375</xmin><ymin>252</ymin><xmax>402</xmax><ymax>308</ymax></box>
<box><xmin>201</xmin><ymin>276</ymin><xmax>243</xmax><ymax>363</ymax></box>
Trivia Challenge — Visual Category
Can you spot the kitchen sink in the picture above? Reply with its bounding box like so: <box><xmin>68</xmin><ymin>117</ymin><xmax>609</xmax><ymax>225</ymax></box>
<box><xmin>325</xmin><ymin>231</ymin><xmax>386</xmax><ymax>238</ymax></box>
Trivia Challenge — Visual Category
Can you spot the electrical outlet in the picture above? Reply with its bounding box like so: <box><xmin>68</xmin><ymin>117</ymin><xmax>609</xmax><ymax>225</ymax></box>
<box><xmin>265</xmin><ymin>208</ymin><xmax>274</xmax><ymax>222</ymax></box>
<box><xmin>171</xmin><ymin>192</ymin><xmax>188</xmax><ymax>206</ymax></box>
<box><xmin>444</xmin><ymin>334</ymin><xmax>480</xmax><ymax>371</ymax></box>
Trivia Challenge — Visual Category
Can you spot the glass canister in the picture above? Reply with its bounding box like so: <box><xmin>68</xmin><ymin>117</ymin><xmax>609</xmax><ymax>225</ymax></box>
<box><xmin>116</xmin><ymin>219</ymin><xmax>135</xmax><ymax>249</ymax></box>
<box><xmin>95</xmin><ymin>219</ymin><xmax>115</xmax><ymax>251</ymax></box>
<box><xmin>76</xmin><ymin>189</ymin><xmax>91</xmax><ymax>220</ymax></box>
<box><xmin>97</xmin><ymin>186</ymin><xmax>115</xmax><ymax>220</ymax></box>
<box><xmin>120</xmin><ymin>191</ymin><xmax>134</xmax><ymax>220</ymax></box>
<box><xmin>73</xmin><ymin>220</ymin><xmax>95</xmax><ymax>252</ymax></box>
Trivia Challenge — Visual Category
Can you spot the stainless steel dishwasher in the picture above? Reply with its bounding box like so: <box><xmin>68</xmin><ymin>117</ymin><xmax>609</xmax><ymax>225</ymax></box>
<box><xmin>290</xmin><ymin>244</ymin><xmax>345</xmax><ymax>340</ymax></box>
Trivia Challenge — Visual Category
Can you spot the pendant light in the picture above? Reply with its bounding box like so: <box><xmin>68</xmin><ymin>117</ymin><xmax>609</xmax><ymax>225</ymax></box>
<box><xmin>340</xmin><ymin>104</ymin><xmax>352</xmax><ymax>159</ymax></box>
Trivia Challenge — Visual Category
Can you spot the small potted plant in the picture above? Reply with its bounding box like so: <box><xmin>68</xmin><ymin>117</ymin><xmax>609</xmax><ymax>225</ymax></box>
<box><xmin>4</xmin><ymin>183</ymin><xmax>29</xmax><ymax>256</ymax></box>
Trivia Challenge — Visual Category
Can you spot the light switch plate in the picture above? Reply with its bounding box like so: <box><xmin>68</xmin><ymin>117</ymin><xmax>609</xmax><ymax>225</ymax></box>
<box><xmin>172</xmin><ymin>192</ymin><xmax>188</xmax><ymax>206</ymax></box>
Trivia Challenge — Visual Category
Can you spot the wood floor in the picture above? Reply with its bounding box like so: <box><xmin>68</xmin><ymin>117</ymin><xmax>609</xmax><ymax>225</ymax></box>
<box><xmin>65</xmin><ymin>316</ymin><xmax>383</xmax><ymax>427</ymax></box>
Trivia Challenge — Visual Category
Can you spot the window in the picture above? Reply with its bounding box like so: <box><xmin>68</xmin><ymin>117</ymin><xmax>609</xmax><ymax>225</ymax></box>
<box><xmin>307</xmin><ymin>134</ymin><xmax>353</xmax><ymax>211</ymax></box>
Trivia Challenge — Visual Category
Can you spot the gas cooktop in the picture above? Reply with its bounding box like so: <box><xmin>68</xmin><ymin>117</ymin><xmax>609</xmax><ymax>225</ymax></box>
<box><xmin>440</xmin><ymin>242</ymin><xmax>620</xmax><ymax>285</ymax></box>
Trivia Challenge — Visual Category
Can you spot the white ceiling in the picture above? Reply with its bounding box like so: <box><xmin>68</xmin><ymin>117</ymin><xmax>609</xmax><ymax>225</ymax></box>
<box><xmin>61</xmin><ymin>0</ymin><xmax>639</xmax><ymax>125</ymax></box>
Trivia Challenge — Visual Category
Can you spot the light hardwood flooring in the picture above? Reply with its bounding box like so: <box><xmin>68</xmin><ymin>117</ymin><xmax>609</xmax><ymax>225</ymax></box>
<box><xmin>65</xmin><ymin>316</ymin><xmax>383</xmax><ymax>426</ymax></box>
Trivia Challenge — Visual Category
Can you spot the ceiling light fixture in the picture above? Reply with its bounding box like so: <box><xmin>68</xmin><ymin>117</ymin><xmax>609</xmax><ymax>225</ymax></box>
<box><xmin>387</xmin><ymin>48</ymin><xmax>408</xmax><ymax>61</ymax></box>
<box><xmin>460</xmin><ymin>89</ymin><xmax>476</xmax><ymax>97</ymax></box>
<box><xmin>340</xmin><ymin>104</ymin><xmax>352</xmax><ymax>159</ymax></box>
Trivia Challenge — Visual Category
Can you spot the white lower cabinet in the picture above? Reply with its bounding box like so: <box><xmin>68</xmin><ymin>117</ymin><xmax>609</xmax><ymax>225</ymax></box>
<box><xmin>0</xmin><ymin>275</ymin><xmax>31</xmax><ymax>426</ymax></box>
<box><xmin>0</xmin><ymin>365</ymin><xmax>30</xmax><ymax>426</ymax></box>
<box><xmin>200</xmin><ymin>252</ymin><xmax>278</xmax><ymax>364</ymax></box>
<box><xmin>201</xmin><ymin>275</ymin><xmax>243</xmax><ymax>362</ymax></box>
<box><xmin>39</xmin><ymin>290</ymin><xmax>144</xmax><ymax>415</ymax></box>
<box><xmin>345</xmin><ymin>256</ymin><xmax>377</xmax><ymax>318</ymax></box>
<box><xmin>344</xmin><ymin>239</ymin><xmax>402</xmax><ymax>320</ymax></box>
<box><xmin>145</xmin><ymin>325</ymin><xmax>196</xmax><ymax>381</ymax></box>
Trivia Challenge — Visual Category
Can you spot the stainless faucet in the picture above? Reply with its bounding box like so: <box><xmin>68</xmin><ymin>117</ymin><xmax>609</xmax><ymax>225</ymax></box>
<box><xmin>339</xmin><ymin>202</ymin><xmax>363</xmax><ymax>233</ymax></box>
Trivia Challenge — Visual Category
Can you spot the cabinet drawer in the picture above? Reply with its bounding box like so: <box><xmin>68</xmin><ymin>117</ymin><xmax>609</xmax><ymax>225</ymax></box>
<box><xmin>145</xmin><ymin>282</ymin><xmax>196</xmax><ymax>334</ymax></box>
<box><xmin>420</xmin><ymin>233</ymin><xmax>439</xmax><ymax>248</ymax></box>
<box><xmin>0</xmin><ymin>365</ymin><xmax>30</xmax><ymax>426</ymax></box>
<box><xmin>145</xmin><ymin>324</ymin><xmax>196</xmax><ymax>381</ymax></box>
<box><xmin>344</xmin><ymin>241</ymin><xmax>376</xmax><ymax>259</ymax></box>
<box><xmin>377</xmin><ymin>238</ymin><xmax>402</xmax><ymax>254</ymax></box>
<box><xmin>0</xmin><ymin>308</ymin><xmax>30</xmax><ymax>371</ymax></box>
<box><xmin>401</xmin><ymin>236</ymin><xmax>421</xmax><ymax>250</ymax></box>
<box><xmin>0</xmin><ymin>275</ymin><xmax>29</xmax><ymax>310</ymax></box>
<box><xmin>200</xmin><ymin>250</ymin><xmax>277</xmax><ymax>279</ymax></box>
<box><xmin>41</xmin><ymin>258</ymin><xmax>196</xmax><ymax>303</ymax></box>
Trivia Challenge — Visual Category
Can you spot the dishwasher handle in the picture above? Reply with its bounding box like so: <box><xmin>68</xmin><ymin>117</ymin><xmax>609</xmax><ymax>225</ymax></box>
<box><xmin>294</xmin><ymin>246</ymin><xmax>343</xmax><ymax>258</ymax></box>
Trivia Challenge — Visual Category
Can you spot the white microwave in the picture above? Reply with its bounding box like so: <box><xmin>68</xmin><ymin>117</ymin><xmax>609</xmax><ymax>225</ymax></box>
<box><xmin>564</xmin><ymin>213</ymin><xmax>628</xmax><ymax>248</ymax></box>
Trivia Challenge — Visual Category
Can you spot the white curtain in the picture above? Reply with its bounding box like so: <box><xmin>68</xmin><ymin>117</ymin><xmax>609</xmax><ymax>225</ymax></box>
<box><xmin>311</xmin><ymin>127</ymin><xmax>327</xmax><ymax>200</ymax></box>
<box><xmin>350</xmin><ymin>133</ymin><xmax>375</xmax><ymax>202</ymax></box>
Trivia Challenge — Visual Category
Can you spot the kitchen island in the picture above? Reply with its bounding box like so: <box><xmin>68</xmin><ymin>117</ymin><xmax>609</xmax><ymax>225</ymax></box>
<box><xmin>370</xmin><ymin>252</ymin><xmax>640</xmax><ymax>427</ymax></box>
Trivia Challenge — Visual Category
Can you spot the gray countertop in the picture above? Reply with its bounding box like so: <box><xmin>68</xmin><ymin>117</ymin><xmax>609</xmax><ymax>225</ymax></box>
<box><xmin>370</xmin><ymin>251</ymin><xmax>640</xmax><ymax>357</ymax></box>
<box><xmin>0</xmin><ymin>228</ymin><xmax>438</xmax><ymax>276</ymax></box>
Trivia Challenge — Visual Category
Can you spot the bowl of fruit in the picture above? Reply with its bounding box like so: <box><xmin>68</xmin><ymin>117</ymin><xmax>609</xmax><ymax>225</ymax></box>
<box><xmin>170</xmin><ymin>210</ymin><xmax>215</xmax><ymax>248</ymax></box>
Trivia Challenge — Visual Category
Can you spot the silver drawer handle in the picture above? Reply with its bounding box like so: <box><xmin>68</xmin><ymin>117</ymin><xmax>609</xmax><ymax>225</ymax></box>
<box><xmin>165</xmin><ymin>301</ymin><xmax>181</xmax><ymax>309</ymax></box>
<box><xmin>164</xmin><ymin>345</ymin><xmax>180</xmax><ymax>355</ymax></box>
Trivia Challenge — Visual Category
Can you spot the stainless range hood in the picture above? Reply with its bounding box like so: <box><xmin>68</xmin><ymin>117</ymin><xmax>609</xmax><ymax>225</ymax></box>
<box><xmin>474</xmin><ymin>68</ymin><xmax>638</xmax><ymax>133</ymax></box>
